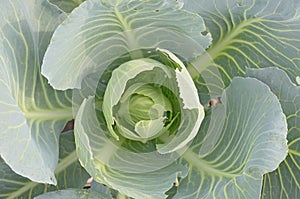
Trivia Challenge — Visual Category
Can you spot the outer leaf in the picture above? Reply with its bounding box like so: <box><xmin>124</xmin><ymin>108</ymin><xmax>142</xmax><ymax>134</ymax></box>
<box><xmin>41</xmin><ymin>0</ymin><xmax>211</xmax><ymax>90</ymax></box>
<box><xmin>34</xmin><ymin>189</ymin><xmax>109</xmax><ymax>199</ymax></box>
<box><xmin>178</xmin><ymin>1</ymin><xmax>300</xmax><ymax>197</ymax></box>
<box><xmin>180</xmin><ymin>0</ymin><xmax>300</xmax><ymax>102</ymax></box>
<box><xmin>0</xmin><ymin>0</ymin><xmax>73</xmax><ymax>184</ymax></box>
<box><xmin>90</xmin><ymin>181</ymin><xmax>112</xmax><ymax>197</ymax></box>
<box><xmin>173</xmin><ymin>78</ymin><xmax>288</xmax><ymax>198</ymax></box>
<box><xmin>246</xmin><ymin>67</ymin><xmax>300</xmax><ymax>199</ymax></box>
<box><xmin>0</xmin><ymin>131</ymin><xmax>90</xmax><ymax>199</ymax></box>
<box><xmin>49</xmin><ymin>0</ymin><xmax>86</xmax><ymax>13</ymax></box>
<box><xmin>90</xmin><ymin>181</ymin><xmax>132</xmax><ymax>199</ymax></box>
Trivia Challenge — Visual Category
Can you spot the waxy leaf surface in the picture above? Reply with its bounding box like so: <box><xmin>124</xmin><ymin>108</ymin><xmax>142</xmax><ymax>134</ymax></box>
<box><xmin>0</xmin><ymin>0</ymin><xmax>73</xmax><ymax>184</ymax></box>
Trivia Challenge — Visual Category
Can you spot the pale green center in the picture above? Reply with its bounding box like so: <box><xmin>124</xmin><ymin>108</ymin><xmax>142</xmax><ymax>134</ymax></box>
<box><xmin>115</xmin><ymin>84</ymin><xmax>173</xmax><ymax>142</ymax></box>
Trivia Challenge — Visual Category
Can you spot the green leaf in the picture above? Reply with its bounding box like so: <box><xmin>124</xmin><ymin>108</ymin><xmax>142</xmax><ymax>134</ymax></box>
<box><xmin>0</xmin><ymin>0</ymin><xmax>73</xmax><ymax>184</ymax></box>
<box><xmin>173</xmin><ymin>77</ymin><xmax>288</xmax><ymax>198</ymax></box>
<box><xmin>90</xmin><ymin>179</ymin><xmax>132</xmax><ymax>198</ymax></box>
<box><xmin>41</xmin><ymin>0</ymin><xmax>211</xmax><ymax>90</ymax></box>
<box><xmin>90</xmin><ymin>181</ymin><xmax>112</xmax><ymax>197</ymax></box>
<box><xmin>155</xmin><ymin>48</ymin><xmax>204</xmax><ymax>154</ymax></box>
<box><xmin>34</xmin><ymin>189</ymin><xmax>109</xmax><ymax>199</ymax></box>
<box><xmin>0</xmin><ymin>131</ymin><xmax>90</xmax><ymax>199</ymax></box>
<box><xmin>246</xmin><ymin>67</ymin><xmax>300</xmax><ymax>199</ymax></box>
<box><xmin>49</xmin><ymin>0</ymin><xmax>86</xmax><ymax>13</ymax></box>
<box><xmin>180</xmin><ymin>0</ymin><xmax>300</xmax><ymax>102</ymax></box>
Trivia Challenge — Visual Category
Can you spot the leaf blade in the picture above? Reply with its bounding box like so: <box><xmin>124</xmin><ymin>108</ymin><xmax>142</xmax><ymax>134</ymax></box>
<box><xmin>181</xmin><ymin>0</ymin><xmax>300</xmax><ymax>103</ymax></box>
<box><xmin>41</xmin><ymin>0</ymin><xmax>211</xmax><ymax>90</ymax></box>
<box><xmin>246</xmin><ymin>67</ymin><xmax>300</xmax><ymax>199</ymax></box>
<box><xmin>34</xmin><ymin>189</ymin><xmax>109</xmax><ymax>199</ymax></box>
<box><xmin>173</xmin><ymin>77</ymin><xmax>288</xmax><ymax>198</ymax></box>
<box><xmin>0</xmin><ymin>131</ymin><xmax>90</xmax><ymax>199</ymax></box>
<box><xmin>0</xmin><ymin>0</ymin><xmax>73</xmax><ymax>184</ymax></box>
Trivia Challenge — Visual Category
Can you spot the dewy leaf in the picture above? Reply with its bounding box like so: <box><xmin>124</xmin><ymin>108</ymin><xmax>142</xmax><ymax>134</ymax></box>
<box><xmin>173</xmin><ymin>77</ymin><xmax>288</xmax><ymax>199</ymax></box>
<box><xmin>246</xmin><ymin>67</ymin><xmax>300</xmax><ymax>199</ymax></box>
<box><xmin>180</xmin><ymin>0</ymin><xmax>300</xmax><ymax>101</ymax></box>
<box><xmin>34</xmin><ymin>189</ymin><xmax>109</xmax><ymax>199</ymax></box>
<box><xmin>0</xmin><ymin>131</ymin><xmax>90</xmax><ymax>199</ymax></box>
<box><xmin>41</xmin><ymin>0</ymin><xmax>211</xmax><ymax>90</ymax></box>
<box><xmin>0</xmin><ymin>0</ymin><xmax>73</xmax><ymax>184</ymax></box>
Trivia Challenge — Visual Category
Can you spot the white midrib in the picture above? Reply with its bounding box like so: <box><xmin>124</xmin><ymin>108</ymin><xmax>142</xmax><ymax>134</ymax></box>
<box><xmin>114</xmin><ymin>7</ymin><xmax>144</xmax><ymax>59</ymax></box>
<box><xmin>189</xmin><ymin>18</ymin><xmax>261</xmax><ymax>78</ymax></box>
<box><xmin>182</xmin><ymin>148</ymin><xmax>239</xmax><ymax>178</ymax></box>
<box><xmin>22</xmin><ymin>108</ymin><xmax>73</xmax><ymax>120</ymax></box>
<box><xmin>158</xmin><ymin>137</ymin><xmax>238</xmax><ymax>178</ymax></box>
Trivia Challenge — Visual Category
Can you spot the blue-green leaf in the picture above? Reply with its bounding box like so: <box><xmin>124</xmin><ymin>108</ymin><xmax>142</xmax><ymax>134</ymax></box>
<box><xmin>246</xmin><ymin>67</ymin><xmax>300</xmax><ymax>199</ymax></box>
<box><xmin>0</xmin><ymin>0</ymin><xmax>73</xmax><ymax>184</ymax></box>
<box><xmin>41</xmin><ymin>0</ymin><xmax>211</xmax><ymax>90</ymax></box>
<box><xmin>180</xmin><ymin>0</ymin><xmax>300</xmax><ymax>103</ymax></box>
<box><xmin>173</xmin><ymin>77</ymin><xmax>288</xmax><ymax>198</ymax></box>
<box><xmin>34</xmin><ymin>189</ymin><xmax>109</xmax><ymax>199</ymax></box>
<box><xmin>49</xmin><ymin>0</ymin><xmax>86</xmax><ymax>13</ymax></box>
<box><xmin>0</xmin><ymin>131</ymin><xmax>90</xmax><ymax>199</ymax></box>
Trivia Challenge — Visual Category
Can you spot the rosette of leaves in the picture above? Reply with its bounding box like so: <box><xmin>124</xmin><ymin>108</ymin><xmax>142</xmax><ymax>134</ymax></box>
<box><xmin>41</xmin><ymin>1</ymin><xmax>210</xmax><ymax>197</ymax></box>
<box><xmin>73</xmin><ymin>48</ymin><xmax>205</xmax><ymax>198</ymax></box>
<box><xmin>1</xmin><ymin>0</ymin><xmax>298</xmax><ymax>198</ymax></box>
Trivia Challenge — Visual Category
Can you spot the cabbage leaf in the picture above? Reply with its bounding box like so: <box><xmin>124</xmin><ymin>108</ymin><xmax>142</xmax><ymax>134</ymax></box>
<box><xmin>0</xmin><ymin>0</ymin><xmax>74</xmax><ymax>184</ymax></box>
